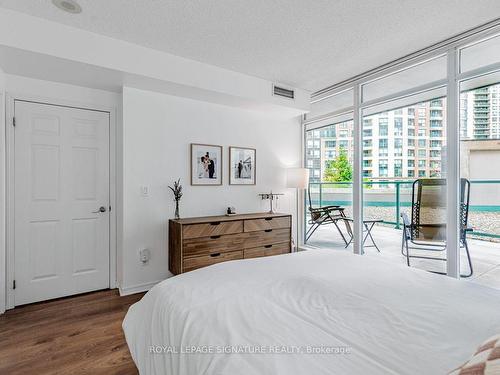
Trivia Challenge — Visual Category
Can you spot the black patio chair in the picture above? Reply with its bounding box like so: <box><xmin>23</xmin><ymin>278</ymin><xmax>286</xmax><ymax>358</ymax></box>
<box><xmin>401</xmin><ymin>178</ymin><xmax>473</xmax><ymax>277</ymax></box>
<box><xmin>306</xmin><ymin>187</ymin><xmax>349</xmax><ymax>245</ymax></box>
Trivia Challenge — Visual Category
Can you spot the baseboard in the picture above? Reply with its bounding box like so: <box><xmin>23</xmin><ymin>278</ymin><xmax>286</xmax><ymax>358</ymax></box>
<box><xmin>118</xmin><ymin>279</ymin><xmax>164</xmax><ymax>296</ymax></box>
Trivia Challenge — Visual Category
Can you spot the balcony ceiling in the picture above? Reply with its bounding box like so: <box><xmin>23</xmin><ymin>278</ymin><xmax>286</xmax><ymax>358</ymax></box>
<box><xmin>0</xmin><ymin>0</ymin><xmax>499</xmax><ymax>92</ymax></box>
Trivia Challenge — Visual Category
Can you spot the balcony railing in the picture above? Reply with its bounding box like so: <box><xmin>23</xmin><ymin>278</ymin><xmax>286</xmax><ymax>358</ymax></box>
<box><xmin>308</xmin><ymin>179</ymin><xmax>500</xmax><ymax>239</ymax></box>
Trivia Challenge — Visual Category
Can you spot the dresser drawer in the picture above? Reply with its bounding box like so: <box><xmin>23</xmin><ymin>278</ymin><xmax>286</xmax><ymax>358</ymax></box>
<box><xmin>244</xmin><ymin>216</ymin><xmax>291</xmax><ymax>232</ymax></box>
<box><xmin>183</xmin><ymin>220</ymin><xmax>243</xmax><ymax>240</ymax></box>
<box><xmin>183</xmin><ymin>250</ymin><xmax>243</xmax><ymax>272</ymax></box>
<box><xmin>244</xmin><ymin>242</ymin><xmax>290</xmax><ymax>259</ymax></box>
<box><xmin>244</xmin><ymin>228</ymin><xmax>290</xmax><ymax>248</ymax></box>
<box><xmin>183</xmin><ymin>233</ymin><xmax>246</xmax><ymax>258</ymax></box>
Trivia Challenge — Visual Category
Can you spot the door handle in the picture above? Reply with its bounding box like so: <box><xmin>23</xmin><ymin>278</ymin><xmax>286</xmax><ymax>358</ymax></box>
<box><xmin>92</xmin><ymin>206</ymin><xmax>107</xmax><ymax>214</ymax></box>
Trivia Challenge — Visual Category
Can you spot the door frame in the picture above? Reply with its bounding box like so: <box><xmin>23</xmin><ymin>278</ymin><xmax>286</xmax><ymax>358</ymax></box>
<box><xmin>3</xmin><ymin>93</ymin><xmax>118</xmax><ymax>311</ymax></box>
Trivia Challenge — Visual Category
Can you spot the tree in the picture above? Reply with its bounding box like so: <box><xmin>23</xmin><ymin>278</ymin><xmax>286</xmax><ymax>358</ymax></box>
<box><xmin>324</xmin><ymin>147</ymin><xmax>352</xmax><ymax>183</ymax></box>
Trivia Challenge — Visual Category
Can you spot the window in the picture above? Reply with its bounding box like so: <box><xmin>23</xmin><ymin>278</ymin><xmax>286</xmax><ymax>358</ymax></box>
<box><xmin>430</xmin><ymin>130</ymin><xmax>442</xmax><ymax>137</ymax></box>
<box><xmin>430</xmin><ymin>99</ymin><xmax>443</xmax><ymax>107</ymax></box>
<box><xmin>430</xmin><ymin>140</ymin><xmax>442</xmax><ymax>148</ymax></box>
<box><xmin>418</xmin><ymin>170</ymin><xmax>426</xmax><ymax>177</ymax></box>
<box><xmin>418</xmin><ymin>149</ymin><xmax>426</xmax><ymax>158</ymax></box>
<box><xmin>394</xmin><ymin>118</ymin><xmax>403</xmax><ymax>136</ymax></box>
<box><xmin>325</xmin><ymin>150</ymin><xmax>336</xmax><ymax>159</ymax></box>
<box><xmin>418</xmin><ymin>160</ymin><xmax>426</xmax><ymax>168</ymax></box>
<box><xmin>394</xmin><ymin>139</ymin><xmax>403</xmax><ymax>156</ymax></box>
<box><xmin>430</xmin><ymin>119</ymin><xmax>442</xmax><ymax>128</ymax></box>
<box><xmin>408</xmin><ymin>139</ymin><xmax>415</xmax><ymax>147</ymax></box>
<box><xmin>430</xmin><ymin>161</ymin><xmax>441</xmax><ymax>169</ymax></box>
<box><xmin>324</xmin><ymin>140</ymin><xmax>336</xmax><ymax>148</ymax></box>
<box><xmin>408</xmin><ymin>170</ymin><xmax>415</xmax><ymax>177</ymax></box>
<box><xmin>430</xmin><ymin>150</ymin><xmax>441</xmax><ymax>157</ymax></box>
<box><xmin>339</xmin><ymin>130</ymin><xmax>349</xmax><ymax>138</ymax></box>
<box><xmin>394</xmin><ymin>159</ymin><xmax>403</xmax><ymax>177</ymax></box>
<box><xmin>408</xmin><ymin>128</ymin><xmax>415</xmax><ymax>137</ymax></box>
<box><xmin>363</xmin><ymin>139</ymin><xmax>372</xmax><ymax>148</ymax></box>
<box><xmin>320</xmin><ymin>128</ymin><xmax>336</xmax><ymax>138</ymax></box>
<box><xmin>379</xmin><ymin>124</ymin><xmax>388</xmax><ymax>136</ymax></box>
<box><xmin>418</xmin><ymin>139</ymin><xmax>427</xmax><ymax>147</ymax></box>
<box><xmin>408</xmin><ymin>160</ymin><xmax>415</xmax><ymax>167</ymax></box>
<box><xmin>408</xmin><ymin>149</ymin><xmax>415</xmax><ymax>157</ymax></box>
<box><xmin>339</xmin><ymin>140</ymin><xmax>349</xmax><ymax>148</ymax></box>
<box><xmin>379</xmin><ymin>160</ymin><xmax>388</xmax><ymax>177</ymax></box>
<box><xmin>364</xmin><ymin>128</ymin><xmax>373</xmax><ymax>137</ymax></box>
<box><xmin>430</xmin><ymin>109</ymin><xmax>442</xmax><ymax>117</ymax></box>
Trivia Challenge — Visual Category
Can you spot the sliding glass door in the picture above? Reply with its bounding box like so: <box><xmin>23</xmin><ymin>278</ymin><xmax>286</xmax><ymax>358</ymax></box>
<box><xmin>304</xmin><ymin>120</ymin><xmax>353</xmax><ymax>250</ymax></box>
<box><xmin>361</xmin><ymin>97</ymin><xmax>448</xmax><ymax>273</ymax></box>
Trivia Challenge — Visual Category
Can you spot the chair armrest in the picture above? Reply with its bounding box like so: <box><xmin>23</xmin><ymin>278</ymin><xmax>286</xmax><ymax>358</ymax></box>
<box><xmin>310</xmin><ymin>205</ymin><xmax>341</xmax><ymax>213</ymax></box>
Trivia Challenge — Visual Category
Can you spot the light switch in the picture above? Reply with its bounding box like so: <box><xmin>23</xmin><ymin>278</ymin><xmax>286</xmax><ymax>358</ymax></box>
<box><xmin>140</xmin><ymin>185</ymin><xmax>150</xmax><ymax>197</ymax></box>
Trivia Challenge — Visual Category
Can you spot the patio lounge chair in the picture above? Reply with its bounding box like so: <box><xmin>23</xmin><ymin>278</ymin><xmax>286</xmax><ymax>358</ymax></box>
<box><xmin>306</xmin><ymin>187</ymin><xmax>349</xmax><ymax>245</ymax></box>
<box><xmin>401</xmin><ymin>178</ymin><xmax>473</xmax><ymax>277</ymax></box>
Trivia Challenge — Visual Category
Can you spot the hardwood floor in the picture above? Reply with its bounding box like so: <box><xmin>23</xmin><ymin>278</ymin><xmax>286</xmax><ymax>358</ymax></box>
<box><xmin>0</xmin><ymin>289</ymin><xmax>144</xmax><ymax>375</ymax></box>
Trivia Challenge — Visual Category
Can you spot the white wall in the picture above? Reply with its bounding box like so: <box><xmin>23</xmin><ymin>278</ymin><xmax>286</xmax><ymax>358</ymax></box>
<box><xmin>121</xmin><ymin>87</ymin><xmax>301</xmax><ymax>293</ymax></box>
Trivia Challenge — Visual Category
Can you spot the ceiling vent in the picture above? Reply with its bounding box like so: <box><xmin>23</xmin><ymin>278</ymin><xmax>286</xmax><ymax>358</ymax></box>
<box><xmin>273</xmin><ymin>85</ymin><xmax>295</xmax><ymax>100</ymax></box>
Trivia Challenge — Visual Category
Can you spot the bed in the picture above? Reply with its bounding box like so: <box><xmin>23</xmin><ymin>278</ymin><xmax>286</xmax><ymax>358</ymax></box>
<box><xmin>123</xmin><ymin>249</ymin><xmax>500</xmax><ymax>375</ymax></box>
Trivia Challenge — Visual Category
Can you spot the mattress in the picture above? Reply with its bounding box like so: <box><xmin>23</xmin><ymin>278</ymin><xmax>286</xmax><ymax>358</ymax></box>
<box><xmin>123</xmin><ymin>249</ymin><xmax>500</xmax><ymax>375</ymax></box>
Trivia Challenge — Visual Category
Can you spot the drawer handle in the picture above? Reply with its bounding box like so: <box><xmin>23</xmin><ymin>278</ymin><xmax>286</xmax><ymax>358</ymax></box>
<box><xmin>264</xmin><ymin>229</ymin><xmax>273</xmax><ymax>233</ymax></box>
<box><xmin>210</xmin><ymin>253</ymin><xmax>221</xmax><ymax>257</ymax></box>
<box><xmin>264</xmin><ymin>245</ymin><xmax>273</xmax><ymax>248</ymax></box>
<box><xmin>210</xmin><ymin>222</ymin><xmax>221</xmax><ymax>226</ymax></box>
<box><xmin>210</xmin><ymin>235</ymin><xmax>221</xmax><ymax>239</ymax></box>
<box><xmin>265</xmin><ymin>218</ymin><xmax>273</xmax><ymax>221</ymax></box>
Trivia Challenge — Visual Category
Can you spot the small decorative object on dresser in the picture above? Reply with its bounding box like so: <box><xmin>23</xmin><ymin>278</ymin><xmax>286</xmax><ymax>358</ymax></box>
<box><xmin>258</xmin><ymin>191</ymin><xmax>284</xmax><ymax>213</ymax></box>
<box><xmin>168</xmin><ymin>178</ymin><xmax>183</xmax><ymax>219</ymax></box>
<box><xmin>229</xmin><ymin>146</ymin><xmax>256</xmax><ymax>185</ymax></box>
<box><xmin>226</xmin><ymin>206</ymin><xmax>237</xmax><ymax>216</ymax></box>
<box><xmin>191</xmin><ymin>143</ymin><xmax>222</xmax><ymax>185</ymax></box>
<box><xmin>169</xmin><ymin>213</ymin><xmax>291</xmax><ymax>274</ymax></box>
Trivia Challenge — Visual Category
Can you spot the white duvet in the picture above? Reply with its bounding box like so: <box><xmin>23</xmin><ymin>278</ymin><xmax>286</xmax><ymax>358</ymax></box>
<box><xmin>123</xmin><ymin>250</ymin><xmax>500</xmax><ymax>375</ymax></box>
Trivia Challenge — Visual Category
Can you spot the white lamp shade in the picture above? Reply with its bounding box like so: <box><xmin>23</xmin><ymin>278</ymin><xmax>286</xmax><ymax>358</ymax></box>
<box><xmin>286</xmin><ymin>168</ymin><xmax>310</xmax><ymax>189</ymax></box>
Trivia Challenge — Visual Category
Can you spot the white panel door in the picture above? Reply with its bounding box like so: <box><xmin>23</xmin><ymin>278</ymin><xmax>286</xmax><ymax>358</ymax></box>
<box><xmin>14</xmin><ymin>101</ymin><xmax>110</xmax><ymax>306</ymax></box>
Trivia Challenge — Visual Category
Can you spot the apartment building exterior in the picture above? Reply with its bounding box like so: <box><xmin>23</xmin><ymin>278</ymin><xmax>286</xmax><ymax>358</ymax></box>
<box><xmin>305</xmin><ymin>99</ymin><xmax>446</xmax><ymax>183</ymax></box>
<box><xmin>462</xmin><ymin>85</ymin><xmax>500</xmax><ymax>140</ymax></box>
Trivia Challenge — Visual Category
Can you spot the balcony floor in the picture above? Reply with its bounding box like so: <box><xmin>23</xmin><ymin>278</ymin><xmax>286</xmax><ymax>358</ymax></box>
<box><xmin>306</xmin><ymin>224</ymin><xmax>500</xmax><ymax>290</ymax></box>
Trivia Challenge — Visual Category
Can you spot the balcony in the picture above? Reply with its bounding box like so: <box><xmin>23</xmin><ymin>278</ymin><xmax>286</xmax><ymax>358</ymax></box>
<box><xmin>306</xmin><ymin>180</ymin><xmax>500</xmax><ymax>290</ymax></box>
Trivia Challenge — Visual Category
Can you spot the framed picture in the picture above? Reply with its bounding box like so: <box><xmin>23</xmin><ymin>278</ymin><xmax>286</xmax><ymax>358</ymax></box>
<box><xmin>191</xmin><ymin>143</ymin><xmax>223</xmax><ymax>185</ymax></box>
<box><xmin>229</xmin><ymin>146</ymin><xmax>256</xmax><ymax>185</ymax></box>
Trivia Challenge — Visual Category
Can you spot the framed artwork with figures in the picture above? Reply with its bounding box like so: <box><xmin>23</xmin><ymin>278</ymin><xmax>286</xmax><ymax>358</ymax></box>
<box><xmin>191</xmin><ymin>143</ymin><xmax>223</xmax><ymax>185</ymax></box>
<box><xmin>229</xmin><ymin>146</ymin><xmax>256</xmax><ymax>185</ymax></box>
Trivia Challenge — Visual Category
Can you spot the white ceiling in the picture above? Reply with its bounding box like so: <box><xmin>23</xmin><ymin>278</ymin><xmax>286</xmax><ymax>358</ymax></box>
<box><xmin>1</xmin><ymin>0</ymin><xmax>499</xmax><ymax>92</ymax></box>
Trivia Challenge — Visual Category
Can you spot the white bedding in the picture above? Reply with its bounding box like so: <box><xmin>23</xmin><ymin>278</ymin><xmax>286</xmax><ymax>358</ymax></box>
<box><xmin>123</xmin><ymin>250</ymin><xmax>500</xmax><ymax>375</ymax></box>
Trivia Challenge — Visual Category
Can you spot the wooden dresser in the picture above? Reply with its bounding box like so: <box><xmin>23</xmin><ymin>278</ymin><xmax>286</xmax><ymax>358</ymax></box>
<box><xmin>169</xmin><ymin>212</ymin><xmax>291</xmax><ymax>274</ymax></box>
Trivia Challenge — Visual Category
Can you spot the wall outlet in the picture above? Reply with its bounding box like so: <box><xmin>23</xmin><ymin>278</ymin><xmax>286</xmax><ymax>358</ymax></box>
<box><xmin>139</xmin><ymin>248</ymin><xmax>151</xmax><ymax>264</ymax></box>
<box><xmin>140</xmin><ymin>185</ymin><xmax>150</xmax><ymax>197</ymax></box>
